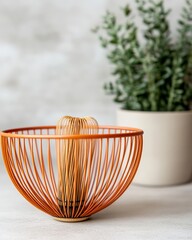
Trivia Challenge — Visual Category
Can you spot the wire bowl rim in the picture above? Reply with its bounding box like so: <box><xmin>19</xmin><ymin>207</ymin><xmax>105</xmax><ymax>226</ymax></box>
<box><xmin>0</xmin><ymin>125</ymin><xmax>144</xmax><ymax>139</ymax></box>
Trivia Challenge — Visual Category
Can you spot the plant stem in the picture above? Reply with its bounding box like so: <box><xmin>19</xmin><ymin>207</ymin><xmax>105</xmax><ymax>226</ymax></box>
<box><xmin>167</xmin><ymin>78</ymin><xmax>175</xmax><ymax>111</ymax></box>
<box><xmin>145</xmin><ymin>54</ymin><xmax>157</xmax><ymax>111</ymax></box>
<box><xmin>167</xmin><ymin>57</ymin><xmax>178</xmax><ymax>111</ymax></box>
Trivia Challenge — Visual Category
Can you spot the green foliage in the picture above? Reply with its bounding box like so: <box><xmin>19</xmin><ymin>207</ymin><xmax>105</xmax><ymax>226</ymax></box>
<box><xmin>94</xmin><ymin>0</ymin><xmax>192</xmax><ymax>111</ymax></box>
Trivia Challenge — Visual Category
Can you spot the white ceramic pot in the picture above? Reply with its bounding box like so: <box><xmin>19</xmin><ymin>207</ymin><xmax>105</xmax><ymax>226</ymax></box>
<box><xmin>117</xmin><ymin>109</ymin><xmax>192</xmax><ymax>186</ymax></box>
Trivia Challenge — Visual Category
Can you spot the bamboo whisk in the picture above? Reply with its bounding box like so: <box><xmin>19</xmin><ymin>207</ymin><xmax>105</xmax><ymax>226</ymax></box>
<box><xmin>56</xmin><ymin>116</ymin><xmax>98</xmax><ymax>218</ymax></box>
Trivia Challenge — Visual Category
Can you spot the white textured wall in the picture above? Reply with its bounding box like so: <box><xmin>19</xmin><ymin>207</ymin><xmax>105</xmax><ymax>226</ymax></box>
<box><xmin>0</xmin><ymin>0</ymin><xmax>184</xmax><ymax>129</ymax></box>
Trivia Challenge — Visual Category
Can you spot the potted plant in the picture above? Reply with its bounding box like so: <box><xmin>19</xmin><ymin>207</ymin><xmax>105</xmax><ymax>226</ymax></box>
<box><xmin>94</xmin><ymin>0</ymin><xmax>192</xmax><ymax>186</ymax></box>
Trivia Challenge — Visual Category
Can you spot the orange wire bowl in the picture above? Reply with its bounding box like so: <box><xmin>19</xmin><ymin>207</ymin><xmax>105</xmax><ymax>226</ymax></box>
<box><xmin>0</xmin><ymin>125</ymin><xmax>143</xmax><ymax>222</ymax></box>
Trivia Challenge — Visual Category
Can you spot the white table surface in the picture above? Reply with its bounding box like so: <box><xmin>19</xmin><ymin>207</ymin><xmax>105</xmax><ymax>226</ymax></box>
<box><xmin>0</xmin><ymin>169</ymin><xmax>191</xmax><ymax>240</ymax></box>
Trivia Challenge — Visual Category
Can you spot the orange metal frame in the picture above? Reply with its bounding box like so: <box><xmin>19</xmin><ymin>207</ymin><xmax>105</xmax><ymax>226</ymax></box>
<box><xmin>0</xmin><ymin>125</ymin><xmax>143</xmax><ymax>222</ymax></box>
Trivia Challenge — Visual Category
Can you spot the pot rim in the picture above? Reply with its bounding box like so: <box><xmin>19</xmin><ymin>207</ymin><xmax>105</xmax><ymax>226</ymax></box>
<box><xmin>118</xmin><ymin>109</ymin><xmax>192</xmax><ymax>115</ymax></box>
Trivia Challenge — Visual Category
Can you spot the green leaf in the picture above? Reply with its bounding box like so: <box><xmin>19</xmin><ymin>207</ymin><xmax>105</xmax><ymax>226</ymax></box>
<box><xmin>123</xmin><ymin>5</ymin><xmax>131</xmax><ymax>16</ymax></box>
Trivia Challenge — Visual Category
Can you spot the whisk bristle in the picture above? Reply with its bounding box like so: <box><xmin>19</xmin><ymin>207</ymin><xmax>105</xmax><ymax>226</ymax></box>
<box><xmin>56</xmin><ymin>116</ymin><xmax>98</xmax><ymax>218</ymax></box>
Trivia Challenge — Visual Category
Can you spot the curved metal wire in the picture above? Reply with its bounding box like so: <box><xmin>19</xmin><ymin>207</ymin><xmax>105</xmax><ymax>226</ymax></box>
<box><xmin>1</xmin><ymin>124</ymin><xmax>143</xmax><ymax>220</ymax></box>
